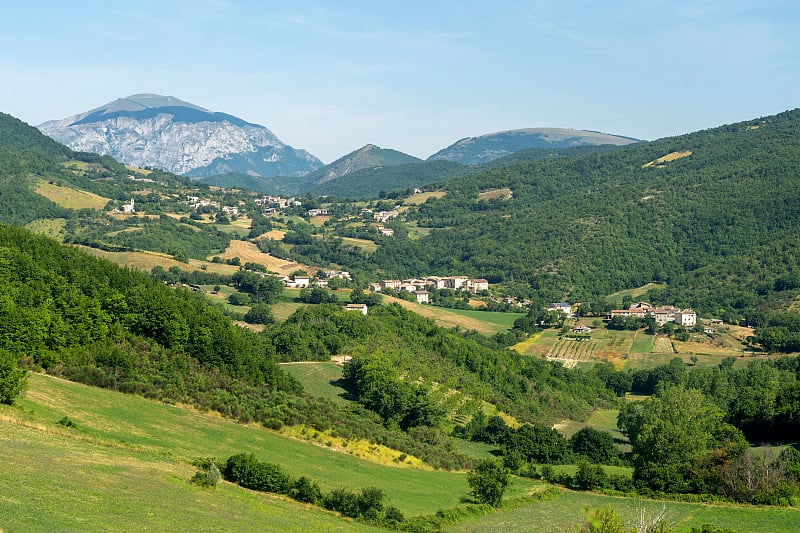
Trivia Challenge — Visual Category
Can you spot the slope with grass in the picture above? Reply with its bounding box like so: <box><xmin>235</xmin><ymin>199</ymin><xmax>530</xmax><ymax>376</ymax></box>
<box><xmin>6</xmin><ymin>374</ymin><xmax>540</xmax><ymax>523</ymax></box>
<box><xmin>445</xmin><ymin>490</ymin><xmax>800</xmax><ymax>533</ymax></box>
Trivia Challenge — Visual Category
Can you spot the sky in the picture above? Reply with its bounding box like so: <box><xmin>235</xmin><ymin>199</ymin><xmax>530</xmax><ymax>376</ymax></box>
<box><xmin>1</xmin><ymin>1</ymin><xmax>798</xmax><ymax>163</ymax></box>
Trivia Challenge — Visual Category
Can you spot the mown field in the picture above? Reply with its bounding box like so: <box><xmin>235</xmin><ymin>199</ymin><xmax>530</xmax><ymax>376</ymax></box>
<box><xmin>445</xmin><ymin>490</ymin><xmax>800</xmax><ymax>533</ymax></box>
<box><xmin>8</xmin><ymin>374</ymin><xmax>540</xmax><ymax>522</ymax></box>
<box><xmin>380</xmin><ymin>294</ymin><xmax>524</xmax><ymax>335</ymax></box>
<box><xmin>34</xmin><ymin>180</ymin><xmax>110</xmax><ymax>210</ymax></box>
<box><xmin>5</xmin><ymin>373</ymin><xmax>799</xmax><ymax>531</ymax></box>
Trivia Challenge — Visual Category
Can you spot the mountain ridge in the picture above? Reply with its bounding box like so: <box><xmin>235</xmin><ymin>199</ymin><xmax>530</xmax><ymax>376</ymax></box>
<box><xmin>38</xmin><ymin>93</ymin><xmax>322</xmax><ymax>178</ymax></box>
<box><xmin>428</xmin><ymin>127</ymin><xmax>640</xmax><ymax>165</ymax></box>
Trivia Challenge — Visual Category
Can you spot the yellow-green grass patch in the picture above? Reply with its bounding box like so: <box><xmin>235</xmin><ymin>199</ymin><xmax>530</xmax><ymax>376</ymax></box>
<box><xmin>309</xmin><ymin>215</ymin><xmax>332</xmax><ymax>227</ymax></box>
<box><xmin>477</xmin><ymin>188</ymin><xmax>512</xmax><ymax>201</ymax></box>
<box><xmin>76</xmin><ymin>246</ymin><xmax>237</xmax><ymax>275</ymax></box>
<box><xmin>404</xmin><ymin>191</ymin><xmax>446</xmax><ymax>205</ymax></box>
<box><xmin>340</xmin><ymin>236</ymin><xmax>379</xmax><ymax>253</ymax></box>
<box><xmin>379</xmin><ymin>294</ymin><xmax>522</xmax><ymax>335</ymax></box>
<box><xmin>642</xmin><ymin>150</ymin><xmax>693</xmax><ymax>168</ymax></box>
<box><xmin>35</xmin><ymin>180</ymin><xmax>110</xmax><ymax>210</ymax></box>
<box><xmin>218</xmin><ymin>240</ymin><xmax>313</xmax><ymax>276</ymax></box>
<box><xmin>272</xmin><ymin>301</ymin><xmax>307</xmax><ymax>322</ymax></box>
<box><xmin>405</xmin><ymin>224</ymin><xmax>433</xmax><ymax>240</ymax></box>
<box><xmin>606</xmin><ymin>283</ymin><xmax>665</xmax><ymax>305</ymax></box>
<box><xmin>629</xmin><ymin>331</ymin><xmax>655</xmax><ymax>353</ymax></box>
<box><xmin>25</xmin><ymin>218</ymin><xmax>67</xmax><ymax>239</ymax></box>
<box><xmin>125</xmin><ymin>165</ymin><xmax>153</xmax><ymax>175</ymax></box>
<box><xmin>672</xmin><ymin>338</ymin><xmax>746</xmax><ymax>356</ymax></box>
<box><xmin>62</xmin><ymin>160</ymin><xmax>93</xmax><ymax>171</ymax></box>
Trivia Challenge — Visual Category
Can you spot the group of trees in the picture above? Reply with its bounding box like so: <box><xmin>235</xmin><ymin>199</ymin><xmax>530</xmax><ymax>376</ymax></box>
<box><xmin>619</xmin><ymin>384</ymin><xmax>800</xmax><ymax>503</ymax></box>
<box><xmin>222</xmin><ymin>453</ymin><xmax>404</xmax><ymax>526</ymax></box>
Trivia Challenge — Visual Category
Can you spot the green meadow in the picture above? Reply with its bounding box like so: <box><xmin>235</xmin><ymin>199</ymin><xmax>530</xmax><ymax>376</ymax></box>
<box><xmin>5</xmin><ymin>374</ymin><xmax>539</xmax><ymax>525</ymax></box>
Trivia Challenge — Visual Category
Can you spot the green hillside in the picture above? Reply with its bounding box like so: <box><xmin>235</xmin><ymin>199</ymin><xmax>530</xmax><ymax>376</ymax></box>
<box><xmin>285</xmin><ymin>109</ymin><xmax>800</xmax><ymax>320</ymax></box>
<box><xmin>310</xmin><ymin>160</ymin><xmax>472</xmax><ymax>199</ymax></box>
<box><xmin>305</xmin><ymin>144</ymin><xmax>422</xmax><ymax>185</ymax></box>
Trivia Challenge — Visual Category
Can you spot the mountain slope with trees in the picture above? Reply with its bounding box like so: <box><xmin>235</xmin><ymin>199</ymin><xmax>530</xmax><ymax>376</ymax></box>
<box><xmin>283</xmin><ymin>109</ymin><xmax>800</xmax><ymax>320</ymax></box>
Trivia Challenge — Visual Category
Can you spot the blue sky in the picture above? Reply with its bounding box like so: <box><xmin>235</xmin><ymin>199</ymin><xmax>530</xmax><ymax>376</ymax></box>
<box><xmin>2</xmin><ymin>1</ymin><xmax>798</xmax><ymax>162</ymax></box>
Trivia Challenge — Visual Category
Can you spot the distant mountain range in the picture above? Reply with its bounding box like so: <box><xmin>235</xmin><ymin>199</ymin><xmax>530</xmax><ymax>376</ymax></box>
<box><xmin>37</xmin><ymin>94</ymin><xmax>641</xmax><ymax>197</ymax></box>
<box><xmin>38</xmin><ymin>94</ymin><xmax>322</xmax><ymax>178</ymax></box>
<box><xmin>428</xmin><ymin>128</ymin><xmax>640</xmax><ymax>165</ymax></box>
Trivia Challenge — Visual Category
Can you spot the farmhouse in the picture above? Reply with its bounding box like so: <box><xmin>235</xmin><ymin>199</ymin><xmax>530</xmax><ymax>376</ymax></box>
<box><xmin>470</xmin><ymin>279</ymin><xmax>489</xmax><ymax>293</ymax></box>
<box><xmin>413</xmin><ymin>290</ymin><xmax>430</xmax><ymax>304</ymax></box>
<box><xmin>548</xmin><ymin>302</ymin><xmax>574</xmax><ymax>318</ymax></box>
<box><xmin>674</xmin><ymin>309</ymin><xmax>697</xmax><ymax>327</ymax></box>
<box><xmin>376</xmin><ymin>225</ymin><xmax>395</xmax><ymax>236</ymax></box>
<box><xmin>345</xmin><ymin>303</ymin><xmax>368</xmax><ymax>315</ymax></box>
<box><xmin>284</xmin><ymin>275</ymin><xmax>310</xmax><ymax>288</ymax></box>
<box><xmin>652</xmin><ymin>305</ymin><xmax>682</xmax><ymax>326</ymax></box>
<box><xmin>380</xmin><ymin>280</ymin><xmax>402</xmax><ymax>291</ymax></box>
<box><xmin>444</xmin><ymin>276</ymin><xmax>470</xmax><ymax>290</ymax></box>
<box><xmin>119</xmin><ymin>199</ymin><xmax>135</xmax><ymax>213</ymax></box>
<box><xmin>374</xmin><ymin>210</ymin><xmax>400</xmax><ymax>223</ymax></box>
<box><xmin>571</xmin><ymin>325</ymin><xmax>591</xmax><ymax>334</ymax></box>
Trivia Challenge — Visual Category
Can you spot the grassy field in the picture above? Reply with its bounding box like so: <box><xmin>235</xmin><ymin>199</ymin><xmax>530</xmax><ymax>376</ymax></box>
<box><xmin>607</xmin><ymin>283</ymin><xmax>666</xmax><ymax>305</ymax></box>
<box><xmin>11</xmin><ymin>374</ymin><xmax>540</xmax><ymax>520</ymax></box>
<box><xmin>218</xmin><ymin>240</ymin><xmax>313</xmax><ymax>276</ymax></box>
<box><xmin>476</xmin><ymin>188</ymin><xmax>512</xmax><ymax>201</ymax></box>
<box><xmin>25</xmin><ymin>217</ymin><xmax>67</xmax><ymax>239</ymax></box>
<box><xmin>35</xmin><ymin>180</ymin><xmax>110</xmax><ymax>210</ymax></box>
<box><xmin>1</xmin><ymin>380</ymin><xmax>383</xmax><ymax>532</ymax></box>
<box><xmin>280</xmin><ymin>362</ymin><xmax>352</xmax><ymax>405</ymax></box>
<box><xmin>378</xmin><ymin>294</ymin><xmax>523</xmax><ymax>335</ymax></box>
<box><xmin>445</xmin><ymin>490</ymin><xmax>800</xmax><ymax>533</ymax></box>
<box><xmin>403</xmin><ymin>191</ymin><xmax>447</xmax><ymax>205</ymax></box>
<box><xmin>340</xmin><ymin>236</ymin><xmax>379</xmax><ymax>253</ymax></box>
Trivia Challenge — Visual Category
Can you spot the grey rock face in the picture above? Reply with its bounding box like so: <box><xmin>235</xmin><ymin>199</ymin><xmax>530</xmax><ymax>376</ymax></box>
<box><xmin>38</xmin><ymin>94</ymin><xmax>322</xmax><ymax>177</ymax></box>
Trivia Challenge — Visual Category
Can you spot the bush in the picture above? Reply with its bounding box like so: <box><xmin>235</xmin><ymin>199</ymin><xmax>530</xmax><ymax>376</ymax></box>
<box><xmin>191</xmin><ymin>457</ymin><xmax>222</xmax><ymax>487</ymax></box>
<box><xmin>244</xmin><ymin>304</ymin><xmax>275</xmax><ymax>325</ymax></box>
<box><xmin>570</xmin><ymin>427</ymin><xmax>619</xmax><ymax>464</ymax></box>
<box><xmin>575</xmin><ymin>462</ymin><xmax>609</xmax><ymax>491</ymax></box>
<box><xmin>467</xmin><ymin>458</ymin><xmax>511</xmax><ymax>507</ymax></box>
<box><xmin>223</xmin><ymin>453</ymin><xmax>292</xmax><ymax>494</ymax></box>
<box><xmin>290</xmin><ymin>476</ymin><xmax>323</xmax><ymax>504</ymax></box>
<box><xmin>57</xmin><ymin>416</ymin><xmax>77</xmax><ymax>428</ymax></box>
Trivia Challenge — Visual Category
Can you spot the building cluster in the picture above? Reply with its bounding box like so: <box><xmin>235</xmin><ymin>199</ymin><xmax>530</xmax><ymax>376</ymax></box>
<box><xmin>369</xmin><ymin>276</ymin><xmax>490</xmax><ymax>304</ymax></box>
<box><xmin>373</xmin><ymin>209</ymin><xmax>400</xmax><ymax>223</ymax></box>
<box><xmin>254</xmin><ymin>195</ymin><xmax>303</xmax><ymax>214</ymax></box>
<box><xmin>609</xmin><ymin>301</ymin><xmax>697</xmax><ymax>326</ymax></box>
<box><xmin>280</xmin><ymin>270</ymin><xmax>352</xmax><ymax>289</ymax></box>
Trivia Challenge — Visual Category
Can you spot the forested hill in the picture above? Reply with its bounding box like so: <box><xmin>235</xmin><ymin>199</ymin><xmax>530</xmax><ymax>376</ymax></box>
<box><xmin>0</xmin><ymin>112</ymin><xmax>74</xmax><ymax>158</ymax></box>
<box><xmin>325</xmin><ymin>109</ymin><xmax>800</xmax><ymax>318</ymax></box>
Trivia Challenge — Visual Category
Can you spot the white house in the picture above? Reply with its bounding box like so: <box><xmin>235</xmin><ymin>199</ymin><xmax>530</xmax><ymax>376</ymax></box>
<box><xmin>674</xmin><ymin>309</ymin><xmax>697</xmax><ymax>327</ymax></box>
<box><xmin>119</xmin><ymin>199</ymin><xmax>135</xmax><ymax>213</ymax></box>
<box><xmin>413</xmin><ymin>290</ymin><xmax>430</xmax><ymax>304</ymax></box>
<box><xmin>470</xmin><ymin>279</ymin><xmax>489</xmax><ymax>293</ymax></box>
<box><xmin>345</xmin><ymin>303</ymin><xmax>368</xmax><ymax>315</ymax></box>
<box><xmin>548</xmin><ymin>302</ymin><xmax>574</xmax><ymax>318</ymax></box>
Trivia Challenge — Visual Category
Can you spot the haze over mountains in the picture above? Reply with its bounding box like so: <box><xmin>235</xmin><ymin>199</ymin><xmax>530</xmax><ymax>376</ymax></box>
<box><xmin>38</xmin><ymin>94</ymin><xmax>640</xmax><ymax>194</ymax></box>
